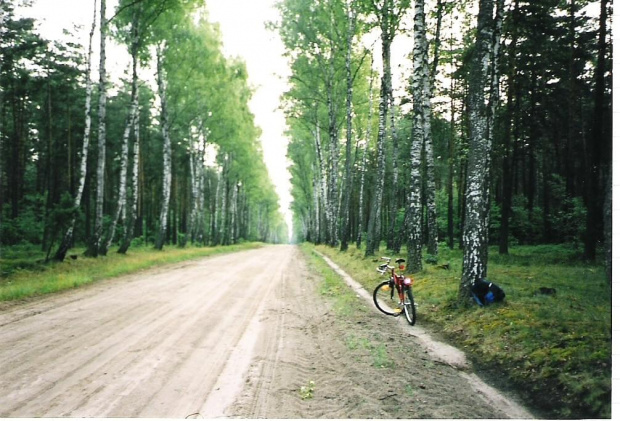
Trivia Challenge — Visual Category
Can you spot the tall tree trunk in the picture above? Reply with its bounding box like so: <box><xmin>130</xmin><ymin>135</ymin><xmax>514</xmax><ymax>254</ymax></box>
<box><xmin>212</xmin><ymin>170</ymin><xmax>222</xmax><ymax>245</ymax></box>
<box><xmin>313</xmin><ymin>170</ymin><xmax>321</xmax><ymax>244</ymax></box>
<box><xmin>155</xmin><ymin>43</ymin><xmax>172</xmax><ymax>250</ymax></box>
<box><xmin>102</xmin><ymin>40</ymin><xmax>139</xmax><ymax>254</ymax></box>
<box><xmin>406</xmin><ymin>0</ymin><xmax>426</xmax><ymax>273</ymax></box>
<box><xmin>447</xmin><ymin>87</ymin><xmax>455</xmax><ymax>250</ymax></box>
<box><xmin>356</xmin><ymin>60</ymin><xmax>375</xmax><ymax>250</ymax></box>
<box><xmin>386</xmin><ymin>96</ymin><xmax>399</xmax><ymax>252</ymax></box>
<box><xmin>340</xmin><ymin>1</ymin><xmax>357</xmax><ymax>251</ymax></box>
<box><xmin>327</xmin><ymin>50</ymin><xmax>339</xmax><ymax>247</ymax></box>
<box><xmin>365</xmin><ymin>2</ymin><xmax>393</xmax><ymax>257</ymax></box>
<box><xmin>85</xmin><ymin>0</ymin><xmax>107</xmax><ymax>257</ymax></box>
<box><xmin>118</xmin><ymin>102</ymin><xmax>140</xmax><ymax>254</ymax></box>
<box><xmin>459</xmin><ymin>0</ymin><xmax>496</xmax><ymax>301</ymax></box>
<box><xmin>314</xmin><ymin>114</ymin><xmax>330</xmax><ymax>244</ymax></box>
<box><xmin>54</xmin><ymin>0</ymin><xmax>98</xmax><ymax>261</ymax></box>
<box><xmin>603</xmin><ymin>171</ymin><xmax>611</xmax><ymax>283</ymax></box>
<box><xmin>584</xmin><ymin>0</ymin><xmax>609</xmax><ymax>261</ymax></box>
<box><xmin>422</xmin><ymin>0</ymin><xmax>439</xmax><ymax>256</ymax></box>
<box><xmin>447</xmin><ymin>13</ymin><xmax>457</xmax><ymax>250</ymax></box>
<box><xmin>499</xmin><ymin>0</ymin><xmax>518</xmax><ymax>255</ymax></box>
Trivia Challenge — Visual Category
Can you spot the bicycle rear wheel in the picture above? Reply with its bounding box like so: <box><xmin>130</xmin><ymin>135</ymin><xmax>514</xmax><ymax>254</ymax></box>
<box><xmin>373</xmin><ymin>281</ymin><xmax>400</xmax><ymax>316</ymax></box>
<box><xmin>403</xmin><ymin>288</ymin><xmax>416</xmax><ymax>325</ymax></box>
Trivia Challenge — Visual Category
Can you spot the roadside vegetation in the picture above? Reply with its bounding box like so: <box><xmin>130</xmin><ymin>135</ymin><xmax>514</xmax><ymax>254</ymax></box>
<box><xmin>0</xmin><ymin>243</ymin><xmax>263</xmax><ymax>303</ymax></box>
<box><xmin>309</xmin><ymin>242</ymin><xmax>611</xmax><ymax>419</ymax></box>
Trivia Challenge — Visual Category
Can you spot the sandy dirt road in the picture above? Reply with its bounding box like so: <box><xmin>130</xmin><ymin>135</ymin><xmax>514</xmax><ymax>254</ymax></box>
<box><xmin>0</xmin><ymin>245</ymin><xmax>533</xmax><ymax>418</ymax></box>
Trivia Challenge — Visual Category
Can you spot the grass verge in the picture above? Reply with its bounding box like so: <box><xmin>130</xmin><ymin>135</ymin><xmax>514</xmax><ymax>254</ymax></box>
<box><xmin>298</xmin><ymin>243</ymin><xmax>396</xmax><ymax>371</ymax></box>
<box><xmin>312</xmin><ymin>242</ymin><xmax>611</xmax><ymax>419</ymax></box>
<box><xmin>0</xmin><ymin>242</ymin><xmax>264</xmax><ymax>302</ymax></box>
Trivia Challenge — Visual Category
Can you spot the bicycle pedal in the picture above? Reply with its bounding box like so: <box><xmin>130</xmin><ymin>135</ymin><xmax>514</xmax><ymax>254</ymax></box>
<box><xmin>393</xmin><ymin>308</ymin><xmax>402</xmax><ymax>314</ymax></box>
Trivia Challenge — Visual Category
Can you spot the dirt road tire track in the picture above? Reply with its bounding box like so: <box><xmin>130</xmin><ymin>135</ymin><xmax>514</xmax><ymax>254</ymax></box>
<box><xmin>1</xmin><ymin>245</ymin><xmax>533</xmax><ymax>418</ymax></box>
<box><xmin>0</xmin><ymin>246</ymin><xmax>293</xmax><ymax>418</ymax></box>
<box><xmin>230</xmin><ymin>247</ymin><xmax>534</xmax><ymax>419</ymax></box>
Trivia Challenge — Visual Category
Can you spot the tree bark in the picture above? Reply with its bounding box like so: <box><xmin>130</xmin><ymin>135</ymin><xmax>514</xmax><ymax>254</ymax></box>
<box><xmin>155</xmin><ymin>42</ymin><xmax>172</xmax><ymax>250</ymax></box>
<box><xmin>85</xmin><ymin>0</ymin><xmax>107</xmax><ymax>258</ymax></box>
<box><xmin>103</xmin><ymin>25</ymin><xmax>140</xmax><ymax>255</ymax></box>
<box><xmin>118</xmin><ymin>101</ymin><xmax>140</xmax><ymax>254</ymax></box>
<box><xmin>406</xmin><ymin>0</ymin><xmax>426</xmax><ymax>273</ymax></box>
<box><xmin>584</xmin><ymin>0</ymin><xmax>610</xmax><ymax>261</ymax></box>
<box><xmin>314</xmin><ymin>115</ymin><xmax>330</xmax><ymax>245</ymax></box>
<box><xmin>499</xmin><ymin>0</ymin><xmax>518</xmax><ymax>255</ymax></box>
<box><xmin>340</xmin><ymin>1</ymin><xmax>357</xmax><ymax>251</ymax></box>
<box><xmin>327</xmin><ymin>49</ymin><xmax>339</xmax><ymax>247</ymax></box>
<box><xmin>54</xmin><ymin>0</ymin><xmax>97</xmax><ymax>261</ymax></box>
<box><xmin>422</xmin><ymin>0</ymin><xmax>438</xmax><ymax>257</ymax></box>
<box><xmin>365</xmin><ymin>1</ymin><xmax>393</xmax><ymax>257</ymax></box>
<box><xmin>459</xmin><ymin>0</ymin><xmax>496</xmax><ymax>301</ymax></box>
<box><xmin>356</xmin><ymin>58</ymin><xmax>375</xmax><ymax>250</ymax></box>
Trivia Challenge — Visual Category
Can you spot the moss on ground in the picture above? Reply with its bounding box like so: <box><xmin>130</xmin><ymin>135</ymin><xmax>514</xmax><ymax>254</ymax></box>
<box><xmin>313</xmin><ymin>243</ymin><xmax>611</xmax><ymax>419</ymax></box>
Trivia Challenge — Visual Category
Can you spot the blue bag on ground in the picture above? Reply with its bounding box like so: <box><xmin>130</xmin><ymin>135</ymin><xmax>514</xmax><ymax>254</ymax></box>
<box><xmin>471</xmin><ymin>278</ymin><xmax>505</xmax><ymax>306</ymax></box>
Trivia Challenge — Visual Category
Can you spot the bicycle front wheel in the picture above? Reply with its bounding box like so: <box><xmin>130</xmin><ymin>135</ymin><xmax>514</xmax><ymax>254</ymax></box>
<box><xmin>403</xmin><ymin>288</ymin><xmax>416</xmax><ymax>325</ymax></box>
<box><xmin>373</xmin><ymin>281</ymin><xmax>400</xmax><ymax>316</ymax></box>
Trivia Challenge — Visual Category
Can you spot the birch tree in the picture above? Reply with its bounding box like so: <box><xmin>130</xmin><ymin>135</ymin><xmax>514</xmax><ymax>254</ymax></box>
<box><xmin>102</xmin><ymin>3</ymin><xmax>141</xmax><ymax>255</ymax></box>
<box><xmin>53</xmin><ymin>0</ymin><xmax>97</xmax><ymax>262</ymax></box>
<box><xmin>85</xmin><ymin>0</ymin><xmax>107</xmax><ymax>257</ymax></box>
<box><xmin>339</xmin><ymin>0</ymin><xmax>359</xmax><ymax>251</ymax></box>
<box><xmin>459</xmin><ymin>0</ymin><xmax>498</xmax><ymax>301</ymax></box>
<box><xmin>405</xmin><ymin>0</ymin><xmax>426</xmax><ymax>273</ymax></box>
<box><xmin>118</xmin><ymin>100</ymin><xmax>140</xmax><ymax>254</ymax></box>
<box><xmin>422</xmin><ymin>0</ymin><xmax>443</xmax><ymax>257</ymax></box>
<box><xmin>154</xmin><ymin>42</ymin><xmax>172</xmax><ymax>250</ymax></box>
<box><xmin>356</xmin><ymin>62</ymin><xmax>375</xmax><ymax>249</ymax></box>
<box><xmin>361</xmin><ymin>0</ymin><xmax>410</xmax><ymax>257</ymax></box>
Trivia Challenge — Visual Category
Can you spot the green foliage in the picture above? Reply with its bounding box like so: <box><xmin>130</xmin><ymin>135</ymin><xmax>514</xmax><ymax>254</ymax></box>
<box><xmin>1</xmin><ymin>194</ymin><xmax>46</xmax><ymax>245</ymax></box>
<box><xmin>315</xmin><ymin>243</ymin><xmax>611</xmax><ymax>419</ymax></box>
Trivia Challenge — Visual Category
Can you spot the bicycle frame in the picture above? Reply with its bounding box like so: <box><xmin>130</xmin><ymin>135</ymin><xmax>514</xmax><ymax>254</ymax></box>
<box><xmin>374</xmin><ymin>257</ymin><xmax>416</xmax><ymax>325</ymax></box>
<box><xmin>378</xmin><ymin>258</ymin><xmax>413</xmax><ymax>304</ymax></box>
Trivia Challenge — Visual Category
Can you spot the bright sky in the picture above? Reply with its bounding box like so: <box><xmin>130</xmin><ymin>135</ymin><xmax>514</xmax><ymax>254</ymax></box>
<box><xmin>17</xmin><ymin>0</ymin><xmax>293</xmax><ymax>240</ymax></box>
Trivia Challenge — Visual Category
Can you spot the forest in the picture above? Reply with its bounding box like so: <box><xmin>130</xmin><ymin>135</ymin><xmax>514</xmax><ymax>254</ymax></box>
<box><xmin>0</xmin><ymin>0</ymin><xmax>289</xmax><ymax>262</ymax></box>
<box><xmin>278</xmin><ymin>0</ymin><xmax>612</xmax><ymax>292</ymax></box>
<box><xmin>0</xmin><ymin>0</ymin><xmax>613</xmax><ymax>289</ymax></box>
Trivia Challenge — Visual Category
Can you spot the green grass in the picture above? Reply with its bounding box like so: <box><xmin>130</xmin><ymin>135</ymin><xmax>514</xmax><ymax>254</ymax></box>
<box><xmin>313</xmin><ymin>242</ymin><xmax>611</xmax><ymax>419</ymax></box>
<box><xmin>0</xmin><ymin>242</ymin><xmax>264</xmax><ymax>302</ymax></box>
<box><xmin>299</xmin><ymin>243</ymin><xmax>397</xmax><ymax>371</ymax></box>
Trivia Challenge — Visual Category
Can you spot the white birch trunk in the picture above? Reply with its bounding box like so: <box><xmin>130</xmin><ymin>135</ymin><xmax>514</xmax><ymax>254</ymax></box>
<box><xmin>54</xmin><ymin>0</ymin><xmax>97</xmax><ymax>261</ymax></box>
<box><xmin>339</xmin><ymin>1</ymin><xmax>356</xmax><ymax>251</ymax></box>
<box><xmin>327</xmin><ymin>50</ymin><xmax>339</xmax><ymax>246</ymax></box>
<box><xmin>86</xmin><ymin>0</ymin><xmax>107</xmax><ymax>257</ymax></box>
<box><xmin>118</xmin><ymin>103</ymin><xmax>140</xmax><ymax>254</ymax></box>
<box><xmin>314</xmin><ymin>116</ymin><xmax>330</xmax><ymax>244</ymax></box>
<box><xmin>117</xmin><ymin>3</ymin><xmax>142</xmax><ymax>254</ymax></box>
<box><xmin>313</xmin><ymin>170</ymin><xmax>321</xmax><ymax>243</ymax></box>
<box><xmin>356</xmin><ymin>62</ymin><xmax>375</xmax><ymax>249</ymax></box>
<box><xmin>365</xmin><ymin>4</ymin><xmax>392</xmax><ymax>257</ymax></box>
<box><xmin>387</xmin><ymin>98</ymin><xmax>399</xmax><ymax>251</ymax></box>
<box><xmin>213</xmin><ymin>170</ymin><xmax>222</xmax><ymax>245</ymax></box>
<box><xmin>406</xmin><ymin>0</ymin><xmax>427</xmax><ymax>273</ymax></box>
<box><xmin>460</xmin><ymin>0</ymin><xmax>496</xmax><ymax>300</ymax></box>
<box><xmin>189</xmin><ymin>147</ymin><xmax>198</xmax><ymax>242</ymax></box>
<box><xmin>103</xmin><ymin>68</ymin><xmax>138</xmax><ymax>254</ymax></box>
<box><xmin>420</xmin><ymin>0</ymin><xmax>439</xmax><ymax>257</ymax></box>
<box><xmin>155</xmin><ymin>43</ymin><xmax>172</xmax><ymax>250</ymax></box>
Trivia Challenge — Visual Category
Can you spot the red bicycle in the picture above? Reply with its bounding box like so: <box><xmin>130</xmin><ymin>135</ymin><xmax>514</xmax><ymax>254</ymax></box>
<box><xmin>373</xmin><ymin>257</ymin><xmax>416</xmax><ymax>325</ymax></box>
